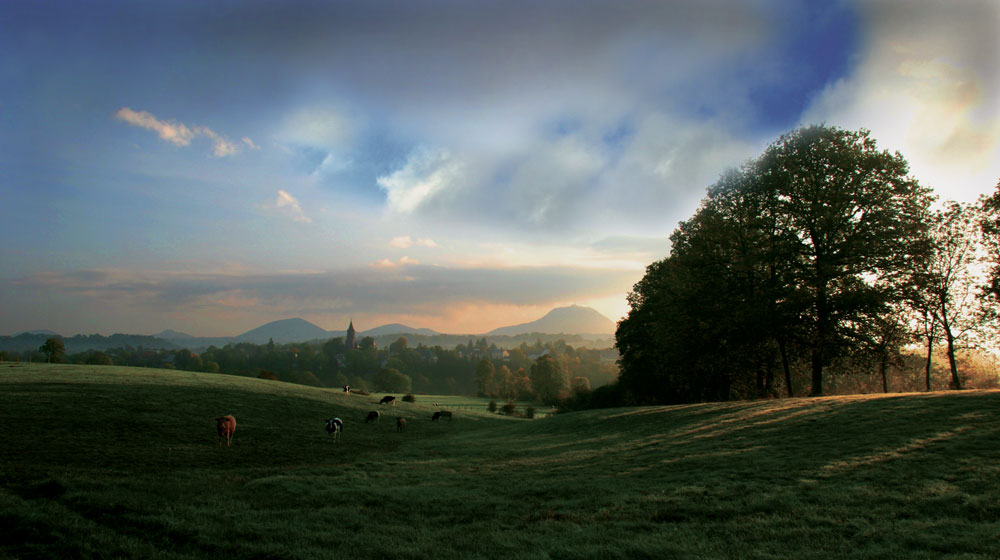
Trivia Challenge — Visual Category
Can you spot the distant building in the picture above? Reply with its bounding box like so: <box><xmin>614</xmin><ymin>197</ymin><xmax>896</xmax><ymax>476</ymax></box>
<box><xmin>345</xmin><ymin>320</ymin><xmax>357</xmax><ymax>350</ymax></box>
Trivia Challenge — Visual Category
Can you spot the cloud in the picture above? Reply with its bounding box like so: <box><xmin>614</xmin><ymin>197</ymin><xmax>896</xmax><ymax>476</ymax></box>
<box><xmin>9</xmin><ymin>262</ymin><xmax>637</xmax><ymax>331</ymax></box>
<box><xmin>116</xmin><ymin>107</ymin><xmax>195</xmax><ymax>146</ymax></box>
<box><xmin>241</xmin><ymin>137</ymin><xmax>259</xmax><ymax>150</ymax></box>
<box><xmin>389</xmin><ymin>236</ymin><xmax>438</xmax><ymax>249</ymax></box>
<box><xmin>376</xmin><ymin>148</ymin><xmax>464</xmax><ymax>214</ymax></box>
<box><xmin>259</xmin><ymin>189</ymin><xmax>312</xmax><ymax>223</ymax></box>
<box><xmin>277</xmin><ymin>107</ymin><xmax>359</xmax><ymax>177</ymax></box>
<box><xmin>801</xmin><ymin>0</ymin><xmax>1000</xmax><ymax>202</ymax></box>
<box><xmin>115</xmin><ymin>107</ymin><xmax>242</xmax><ymax>157</ymax></box>
<box><xmin>373</xmin><ymin>256</ymin><xmax>420</xmax><ymax>268</ymax></box>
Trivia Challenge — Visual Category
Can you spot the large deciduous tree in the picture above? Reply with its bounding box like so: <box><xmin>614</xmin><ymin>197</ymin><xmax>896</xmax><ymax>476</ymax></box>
<box><xmin>530</xmin><ymin>354</ymin><xmax>568</xmax><ymax>404</ymax></box>
<box><xmin>911</xmin><ymin>201</ymin><xmax>986</xmax><ymax>390</ymax></box>
<box><xmin>979</xmin><ymin>179</ymin><xmax>1000</xmax><ymax>310</ymax></box>
<box><xmin>474</xmin><ymin>358</ymin><xmax>496</xmax><ymax>397</ymax></box>
<box><xmin>762</xmin><ymin>126</ymin><xmax>932</xmax><ymax>395</ymax></box>
<box><xmin>39</xmin><ymin>337</ymin><xmax>65</xmax><ymax>363</ymax></box>
<box><xmin>617</xmin><ymin>125</ymin><xmax>933</xmax><ymax>402</ymax></box>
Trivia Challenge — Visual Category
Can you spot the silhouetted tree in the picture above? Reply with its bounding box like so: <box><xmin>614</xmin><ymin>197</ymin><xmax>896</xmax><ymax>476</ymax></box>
<box><xmin>39</xmin><ymin>338</ymin><xmax>65</xmax><ymax>363</ymax></box>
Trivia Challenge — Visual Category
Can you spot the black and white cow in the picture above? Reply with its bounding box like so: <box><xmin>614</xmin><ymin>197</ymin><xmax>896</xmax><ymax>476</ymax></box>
<box><xmin>365</xmin><ymin>410</ymin><xmax>380</xmax><ymax>424</ymax></box>
<box><xmin>379</xmin><ymin>395</ymin><xmax>396</xmax><ymax>406</ymax></box>
<box><xmin>325</xmin><ymin>417</ymin><xmax>343</xmax><ymax>443</ymax></box>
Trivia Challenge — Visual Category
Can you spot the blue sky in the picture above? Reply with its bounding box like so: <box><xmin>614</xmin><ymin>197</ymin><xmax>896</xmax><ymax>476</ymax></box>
<box><xmin>2</xmin><ymin>0</ymin><xmax>998</xmax><ymax>336</ymax></box>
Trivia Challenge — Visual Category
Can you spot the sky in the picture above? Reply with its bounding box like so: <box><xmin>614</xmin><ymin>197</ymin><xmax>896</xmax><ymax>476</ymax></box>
<box><xmin>1</xmin><ymin>0</ymin><xmax>998</xmax><ymax>337</ymax></box>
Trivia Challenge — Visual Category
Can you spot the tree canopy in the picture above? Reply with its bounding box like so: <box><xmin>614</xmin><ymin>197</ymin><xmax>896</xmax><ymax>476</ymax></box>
<box><xmin>617</xmin><ymin>125</ymin><xmax>934</xmax><ymax>403</ymax></box>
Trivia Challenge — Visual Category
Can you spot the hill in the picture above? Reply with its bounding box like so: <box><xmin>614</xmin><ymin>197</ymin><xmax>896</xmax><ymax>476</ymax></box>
<box><xmin>2</xmin><ymin>363</ymin><xmax>997</xmax><ymax>559</ymax></box>
<box><xmin>487</xmin><ymin>304</ymin><xmax>615</xmax><ymax>336</ymax></box>
<box><xmin>361</xmin><ymin>323</ymin><xmax>439</xmax><ymax>337</ymax></box>
<box><xmin>153</xmin><ymin>329</ymin><xmax>196</xmax><ymax>340</ymax></box>
<box><xmin>235</xmin><ymin>317</ymin><xmax>331</xmax><ymax>344</ymax></box>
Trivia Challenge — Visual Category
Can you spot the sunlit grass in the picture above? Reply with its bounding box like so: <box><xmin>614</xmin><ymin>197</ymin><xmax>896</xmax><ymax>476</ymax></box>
<box><xmin>2</xmin><ymin>363</ymin><xmax>998</xmax><ymax>558</ymax></box>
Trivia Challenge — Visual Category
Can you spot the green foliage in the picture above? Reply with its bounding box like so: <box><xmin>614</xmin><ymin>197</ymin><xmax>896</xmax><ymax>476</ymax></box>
<box><xmin>374</xmin><ymin>367</ymin><xmax>412</xmax><ymax>393</ymax></box>
<box><xmin>38</xmin><ymin>337</ymin><xmax>65</xmax><ymax>363</ymax></box>
<box><xmin>499</xmin><ymin>402</ymin><xmax>517</xmax><ymax>415</ymax></box>
<box><xmin>83</xmin><ymin>351</ymin><xmax>113</xmax><ymax>366</ymax></box>
<box><xmin>475</xmin><ymin>359</ymin><xmax>496</xmax><ymax>397</ymax></box>
<box><xmin>617</xmin><ymin>125</ymin><xmax>934</xmax><ymax>404</ymax></box>
<box><xmin>389</xmin><ymin>336</ymin><xmax>408</xmax><ymax>353</ymax></box>
<box><xmin>350</xmin><ymin>376</ymin><xmax>369</xmax><ymax>393</ymax></box>
<box><xmin>402</xmin><ymin>393</ymin><xmax>416</xmax><ymax>403</ymax></box>
<box><xmin>979</xmin><ymin>179</ymin><xmax>1000</xmax><ymax>302</ymax></box>
<box><xmin>487</xmin><ymin>399</ymin><xmax>497</xmax><ymax>413</ymax></box>
<box><xmin>524</xmin><ymin>406</ymin><xmax>535</xmax><ymax>419</ymax></box>
<box><xmin>530</xmin><ymin>354</ymin><xmax>569</xmax><ymax>405</ymax></box>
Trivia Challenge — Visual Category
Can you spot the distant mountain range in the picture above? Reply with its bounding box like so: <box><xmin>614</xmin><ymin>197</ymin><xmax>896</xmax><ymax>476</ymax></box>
<box><xmin>3</xmin><ymin>305</ymin><xmax>616</xmax><ymax>352</ymax></box>
<box><xmin>487</xmin><ymin>305</ymin><xmax>615</xmax><ymax>336</ymax></box>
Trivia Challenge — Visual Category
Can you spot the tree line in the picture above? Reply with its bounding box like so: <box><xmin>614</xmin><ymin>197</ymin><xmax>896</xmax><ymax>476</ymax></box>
<box><xmin>613</xmin><ymin>125</ymin><xmax>1000</xmax><ymax>406</ymax></box>
<box><xmin>7</xmin><ymin>334</ymin><xmax>617</xmax><ymax>404</ymax></box>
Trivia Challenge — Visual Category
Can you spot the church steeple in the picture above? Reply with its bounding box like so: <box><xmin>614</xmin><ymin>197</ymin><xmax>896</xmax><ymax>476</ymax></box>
<box><xmin>346</xmin><ymin>319</ymin><xmax>356</xmax><ymax>350</ymax></box>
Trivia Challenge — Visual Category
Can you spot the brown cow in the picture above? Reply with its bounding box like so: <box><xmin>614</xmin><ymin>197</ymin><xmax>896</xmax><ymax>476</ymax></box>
<box><xmin>396</xmin><ymin>417</ymin><xmax>406</xmax><ymax>432</ymax></box>
<box><xmin>216</xmin><ymin>415</ymin><xmax>236</xmax><ymax>446</ymax></box>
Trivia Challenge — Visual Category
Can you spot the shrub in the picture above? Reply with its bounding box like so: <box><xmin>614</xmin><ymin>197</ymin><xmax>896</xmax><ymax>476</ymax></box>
<box><xmin>524</xmin><ymin>406</ymin><xmax>536</xmax><ymax>419</ymax></box>
<box><xmin>488</xmin><ymin>400</ymin><xmax>497</xmax><ymax>413</ymax></box>
<box><xmin>402</xmin><ymin>393</ymin><xmax>416</xmax><ymax>403</ymax></box>
<box><xmin>500</xmin><ymin>402</ymin><xmax>517</xmax><ymax>415</ymax></box>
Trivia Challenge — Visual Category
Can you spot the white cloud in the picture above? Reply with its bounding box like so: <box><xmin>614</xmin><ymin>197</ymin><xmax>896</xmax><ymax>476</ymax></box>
<box><xmin>376</xmin><ymin>148</ymin><xmax>464</xmax><ymax>214</ymax></box>
<box><xmin>241</xmin><ymin>137</ymin><xmax>259</xmax><ymax>150</ymax></box>
<box><xmin>389</xmin><ymin>236</ymin><xmax>438</xmax><ymax>249</ymax></box>
<box><xmin>116</xmin><ymin>107</ymin><xmax>195</xmax><ymax>146</ymax></box>
<box><xmin>262</xmin><ymin>189</ymin><xmax>312</xmax><ymax>223</ymax></box>
<box><xmin>115</xmin><ymin>107</ymin><xmax>242</xmax><ymax>158</ymax></box>
<box><xmin>281</xmin><ymin>107</ymin><xmax>357</xmax><ymax>150</ymax></box>
<box><xmin>372</xmin><ymin>256</ymin><xmax>420</xmax><ymax>268</ymax></box>
<box><xmin>802</xmin><ymin>1</ymin><xmax>1000</xmax><ymax>202</ymax></box>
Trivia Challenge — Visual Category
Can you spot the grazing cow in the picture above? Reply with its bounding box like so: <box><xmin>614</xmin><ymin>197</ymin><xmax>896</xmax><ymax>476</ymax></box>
<box><xmin>396</xmin><ymin>417</ymin><xmax>406</xmax><ymax>432</ymax></box>
<box><xmin>365</xmin><ymin>410</ymin><xmax>380</xmax><ymax>424</ymax></box>
<box><xmin>216</xmin><ymin>415</ymin><xmax>236</xmax><ymax>446</ymax></box>
<box><xmin>433</xmin><ymin>410</ymin><xmax>453</xmax><ymax>422</ymax></box>
<box><xmin>325</xmin><ymin>417</ymin><xmax>343</xmax><ymax>443</ymax></box>
<box><xmin>343</xmin><ymin>385</ymin><xmax>351</xmax><ymax>394</ymax></box>
<box><xmin>379</xmin><ymin>395</ymin><xmax>396</xmax><ymax>406</ymax></box>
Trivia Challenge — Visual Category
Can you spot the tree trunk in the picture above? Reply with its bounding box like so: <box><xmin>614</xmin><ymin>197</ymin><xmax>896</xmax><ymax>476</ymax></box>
<box><xmin>810</xmin><ymin>285</ymin><xmax>829</xmax><ymax>397</ymax></box>
<box><xmin>778</xmin><ymin>335</ymin><xmax>793</xmax><ymax>397</ymax></box>
<box><xmin>941</xmin><ymin>311</ymin><xmax>962</xmax><ymax>390</ymax></box>
<box><xmin>924</xmin><ymin>328</ymin><xmax>934</xmax><ymax>392</ymax></box>
<box><xmin>810</xmin><ymin>350</ymin><xmax>824</xmax><ymax>396</ymax></box>
<box><xmin>879</xmin><ymin>355</ymin><xmax>888</xmax><ymax>393</ymax></box>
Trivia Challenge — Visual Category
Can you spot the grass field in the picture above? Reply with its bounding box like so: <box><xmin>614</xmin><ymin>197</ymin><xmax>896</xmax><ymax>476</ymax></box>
<box><xmin>367</xmin><ymin>393</ymin><xmax>552</xmax><ymax>417</ymax></box>
<box><xmin>2</xmin><ymin>363</ymin><xmax>998</xmax><ymax>559</ymax></box>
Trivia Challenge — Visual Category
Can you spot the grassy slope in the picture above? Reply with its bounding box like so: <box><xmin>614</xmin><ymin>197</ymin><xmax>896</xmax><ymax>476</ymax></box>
<box><xmin>1</xmin><ymin>364</ymin><xmax>998</xmax><ymax>559</ymax></box>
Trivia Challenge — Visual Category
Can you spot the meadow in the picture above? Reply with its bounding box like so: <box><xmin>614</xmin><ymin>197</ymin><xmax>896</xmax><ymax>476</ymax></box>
<box><xmin>1</xmin><ymin>364</ymin><xmax>998</xmax><ymax>559</ymax></box>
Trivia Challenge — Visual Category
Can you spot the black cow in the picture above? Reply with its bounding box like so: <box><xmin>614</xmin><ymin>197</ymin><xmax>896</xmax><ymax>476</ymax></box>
<box><xmin>379</xmin><ymin>396</ymin><xmax>396</xmax><ymax>406</ymax></box>
<box><xmin>432</xmin><ymin>411</ymin><xmax>453</xmax><ymax>422</ymax></box>
<box><xmin>366</xmin><ymin>410</ymin><xmax>380</xmax><ymax>424</ymax></box>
